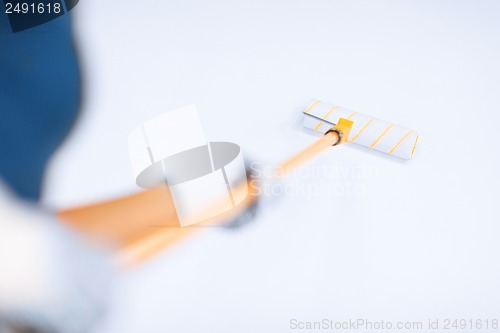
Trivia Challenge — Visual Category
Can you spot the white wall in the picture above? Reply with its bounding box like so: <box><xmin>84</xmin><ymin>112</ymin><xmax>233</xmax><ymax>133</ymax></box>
<box><xmin>43</xmin><ymin>1</ymin><xmax>500</xmax><ymax>332</ymax></box>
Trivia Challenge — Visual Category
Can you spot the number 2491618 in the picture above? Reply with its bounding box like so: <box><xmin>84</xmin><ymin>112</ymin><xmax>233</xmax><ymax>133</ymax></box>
<box><xmin>5</xmin><ymin>2</ymin><xmax>62</xmax><ymax>14</ymax></box>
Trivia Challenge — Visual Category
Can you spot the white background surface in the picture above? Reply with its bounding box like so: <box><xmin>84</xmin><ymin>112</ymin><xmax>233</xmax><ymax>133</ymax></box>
<box><xmin>43</xmin><ymin>1</ymin><xmax>500</xmax><ymax>332</ymax></box>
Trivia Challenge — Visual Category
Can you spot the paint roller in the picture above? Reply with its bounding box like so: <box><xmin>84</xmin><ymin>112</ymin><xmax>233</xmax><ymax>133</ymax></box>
<box><xmin>227</xmin><ymin>99</ymin><xmax>419</xmax><ymax>227</ymax></box>
<box><xmin>59</xmin><ymin>99</ymin><xmax>419</xmax><ymax>265</ymax></box>
<box><xmin>301</xmin><ymin>99</ymin><xmax>419</xmax><ymax>160</ymax></box>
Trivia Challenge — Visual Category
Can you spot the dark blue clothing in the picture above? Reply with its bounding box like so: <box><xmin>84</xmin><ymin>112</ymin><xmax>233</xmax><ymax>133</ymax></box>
<box><xmin>0</xmin><ymin>12</ymin><xmax>81</xmax><ymax>201</ymax></box>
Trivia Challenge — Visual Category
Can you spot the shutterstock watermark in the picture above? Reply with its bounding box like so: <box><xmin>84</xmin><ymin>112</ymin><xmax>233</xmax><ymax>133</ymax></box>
<box><xmin>249</xmin><ymin>161</ymin><xmax>379</xmax><ymax>198</ymax></box>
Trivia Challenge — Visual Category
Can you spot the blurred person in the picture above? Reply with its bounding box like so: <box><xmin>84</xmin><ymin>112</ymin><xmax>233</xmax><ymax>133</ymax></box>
<box><xmin>0</xmin><ymin>3</ymin><xmax>256</xmax><ymax>330</ymax></box>
<box><xmin>0</xmin><ymin>7</ymin><xmax>112</xmax><ymax>333</ymax></box>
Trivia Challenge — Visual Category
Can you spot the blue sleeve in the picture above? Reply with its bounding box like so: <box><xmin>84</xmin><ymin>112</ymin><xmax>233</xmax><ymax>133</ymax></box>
<box><xmin>0</xmin><ymin>11</ymin><xmax>81</xmax><ymax>201</ymax></box>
